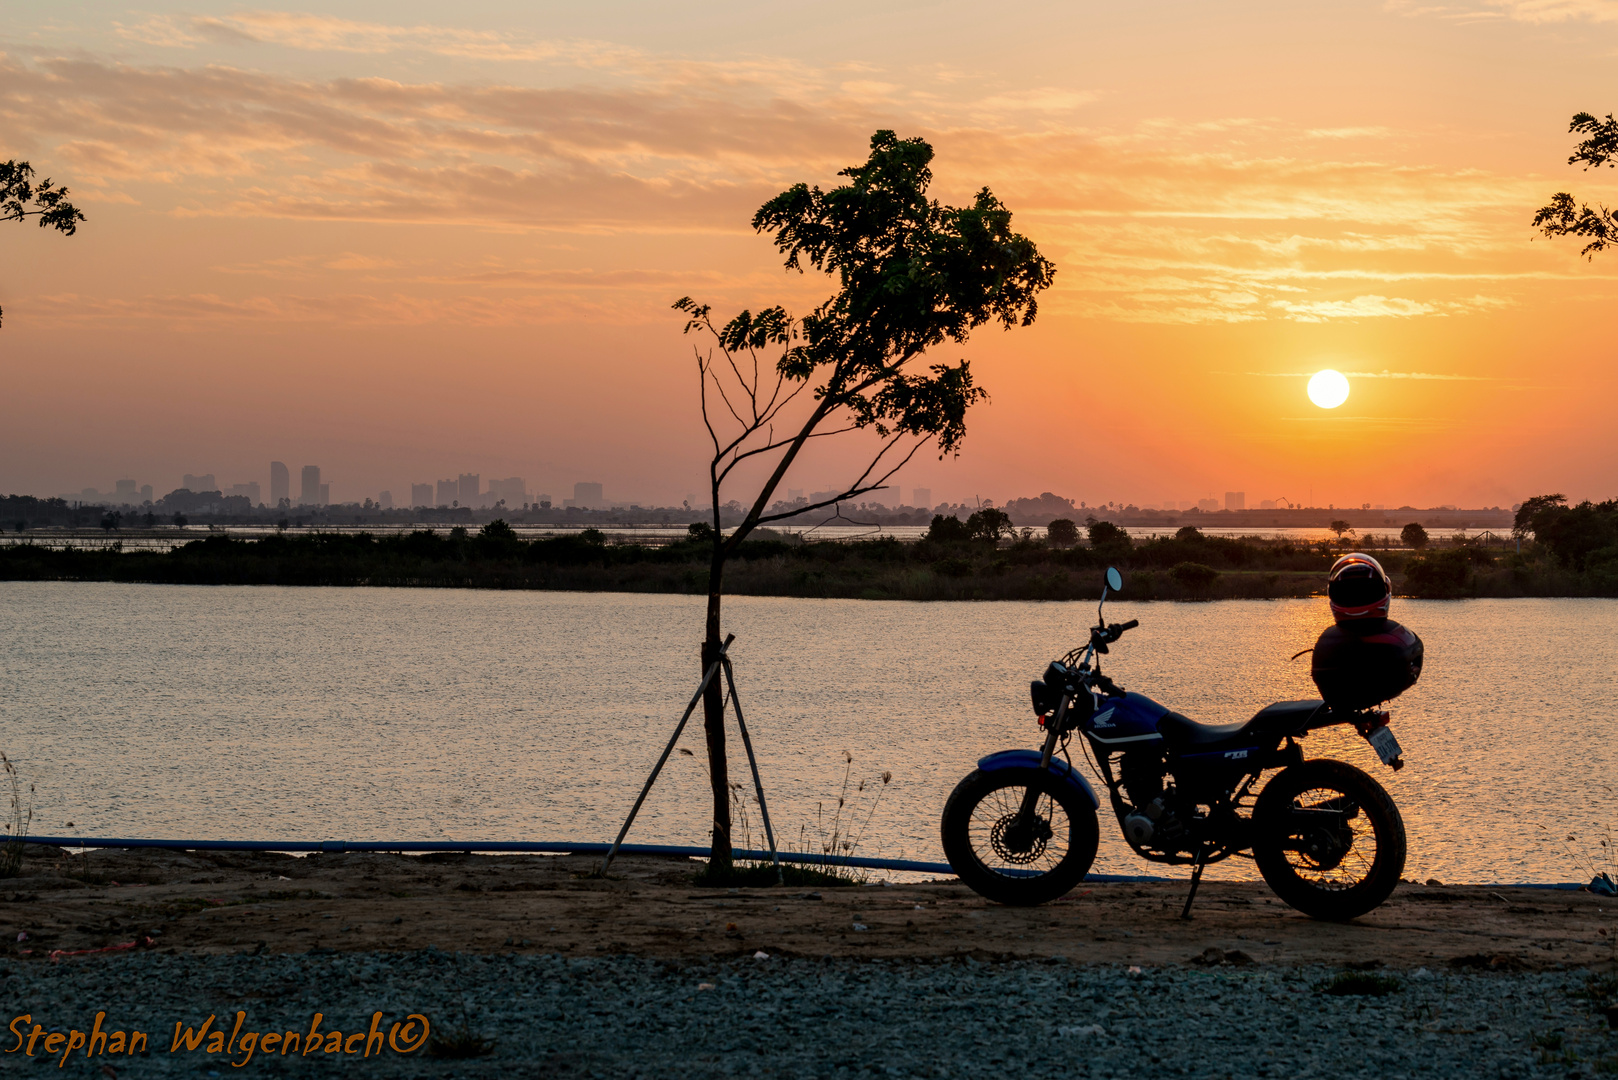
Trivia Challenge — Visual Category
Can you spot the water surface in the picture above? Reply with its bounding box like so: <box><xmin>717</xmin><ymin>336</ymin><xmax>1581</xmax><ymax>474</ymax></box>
<box><xmin>1</xmin><ymin>583</ymin><xmax>1611</xmax><ymax>883</ymax></box>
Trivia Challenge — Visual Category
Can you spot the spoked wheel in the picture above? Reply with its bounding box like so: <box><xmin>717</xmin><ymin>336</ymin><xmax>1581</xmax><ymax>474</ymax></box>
<box><xmin>941</xmin><ymin>767</ymin><xmax>1099</xmax><ymax>906</ymax></box>
<box><xmin>1253</xmin><ymin>759</ymin><xmax>1406</xmax><ymax>921</ymax></box>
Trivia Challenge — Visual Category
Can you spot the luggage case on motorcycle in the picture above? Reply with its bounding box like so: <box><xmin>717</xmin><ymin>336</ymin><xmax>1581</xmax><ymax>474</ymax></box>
<box><xmin>1310</xmin><ymin>618</ymin><xmax>1424</xmax><ymax>710</ymax></box>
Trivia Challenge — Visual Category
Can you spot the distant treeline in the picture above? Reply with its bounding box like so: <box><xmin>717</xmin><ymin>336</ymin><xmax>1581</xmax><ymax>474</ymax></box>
<box><xmin>4</xmin><ymin>505</ymin><xmax>1614</xmax><ymax>600</ymax></box>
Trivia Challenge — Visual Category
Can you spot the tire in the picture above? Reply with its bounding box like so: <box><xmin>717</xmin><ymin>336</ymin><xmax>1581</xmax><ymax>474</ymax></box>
<box><xmin>1252</xmin><ymin>758</ymin><xmax>1406</xmax><ymax>921</ymax></box>
<box><xmin>940</xmin><ymin>766</ymin><xmax>1099</xmax><ymax>906</ymax></box>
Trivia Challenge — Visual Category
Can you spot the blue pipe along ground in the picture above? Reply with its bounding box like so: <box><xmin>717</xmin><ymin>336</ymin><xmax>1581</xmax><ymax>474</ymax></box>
<box><xmin>15</xmin><ymin>836</ymin><xmax>1588</xmax><ymax>888</ymax></box>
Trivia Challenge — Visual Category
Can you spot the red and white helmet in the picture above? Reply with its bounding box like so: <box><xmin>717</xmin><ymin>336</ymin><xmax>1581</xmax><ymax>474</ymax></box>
<box><xmin>1327</xmin><ymin>553</ymin><xmax>1391</xmax><ymax>622</ymax></box>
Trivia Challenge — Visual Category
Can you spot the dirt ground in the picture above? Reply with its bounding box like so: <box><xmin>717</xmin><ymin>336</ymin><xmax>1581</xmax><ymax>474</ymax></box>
<box><xmin>2</xmin><ymin>846</ymin><xmax>1613</xmax><ymax>971</ymax></box>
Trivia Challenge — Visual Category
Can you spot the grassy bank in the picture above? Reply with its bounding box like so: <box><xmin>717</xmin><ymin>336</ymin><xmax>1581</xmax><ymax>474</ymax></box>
<box><xmin>2</xmin><ymin>520</ymin><xmax>1610</xmax><ymax>600</ymax></box>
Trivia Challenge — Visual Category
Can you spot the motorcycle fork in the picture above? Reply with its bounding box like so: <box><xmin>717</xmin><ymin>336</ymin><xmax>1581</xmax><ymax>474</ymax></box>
<box><xmin>1018</xmin><ymin>704</ymin><xmax>1066</xmax><ymax>821</ymax></box>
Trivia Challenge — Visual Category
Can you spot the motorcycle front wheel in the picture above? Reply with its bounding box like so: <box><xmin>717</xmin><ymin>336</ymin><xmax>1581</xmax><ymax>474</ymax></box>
<box><xmin>941</xmin><ymin>767</ymin><xmax>1099</xmax><ymax>906</ymax></box>
<box><xmin>1252</xmin><ymin>758</ymin><xmax>1406</xmax><ymax>921</ymax></box>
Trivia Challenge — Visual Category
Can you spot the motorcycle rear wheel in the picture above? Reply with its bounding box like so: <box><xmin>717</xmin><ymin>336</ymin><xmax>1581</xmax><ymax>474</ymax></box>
<box><xmin>1252</xmin><ymin>758</ymin><xmax>1405</xmax><ymax>921</ymax></box>
<box><xmin>941</xmin><ymin>767</ymin><xmax>1099</xmax><ymax>906</ymax></box>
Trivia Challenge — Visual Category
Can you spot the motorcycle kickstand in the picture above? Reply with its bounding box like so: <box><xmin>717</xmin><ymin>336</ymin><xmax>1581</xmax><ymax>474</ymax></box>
<box><xmin>1180</xmin><ymin>848</ymin><xmax>1210</xmax><ymax>921</ymax></box>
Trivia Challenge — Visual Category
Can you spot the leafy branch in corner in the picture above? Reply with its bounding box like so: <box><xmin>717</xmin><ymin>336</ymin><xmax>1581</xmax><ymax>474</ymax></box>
<box><xmin>1532</xmin><ymin>112</ymin><xmax>1618</xmax><ymax>259</ymax></box>
<box><xmin>1</xmin><ymin>160</ymin><xmax>87</xmax><ymax>329</ymax></box>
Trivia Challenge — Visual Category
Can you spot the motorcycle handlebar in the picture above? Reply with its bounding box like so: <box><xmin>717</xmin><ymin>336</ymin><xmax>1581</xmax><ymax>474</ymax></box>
<box><xmin>1115</xmin><ymin>619</ymin><xmax>1139</xmax><ymax>633</ymax></box>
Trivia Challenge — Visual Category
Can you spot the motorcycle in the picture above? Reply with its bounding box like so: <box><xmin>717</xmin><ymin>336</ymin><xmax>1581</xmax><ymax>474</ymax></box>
<box><xmin>940</xmin><ymin>567</ymin><xmax>1409</xmax><ymax>920</ymax></box>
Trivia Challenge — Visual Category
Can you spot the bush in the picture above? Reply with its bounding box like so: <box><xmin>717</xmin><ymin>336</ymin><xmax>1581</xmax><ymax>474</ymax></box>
<box><xmin>1400</xmin><ymin>522</ymin><xmax>1428</xmax><ymax>550</ymax></box>
<box><xmin>1171</xmin><ymin>561</ymin><xmax>1219</xmax><ymax>592</ymax></box>
<box><xmin>1404</xmin><ymin>549</ymin><xmax>1472</xmax><ymax>597</ymax></box>
<box><xmin>1087</xmin><ymin>519</ymin><xmax>1131</xmax><ymax>549</ymax></box>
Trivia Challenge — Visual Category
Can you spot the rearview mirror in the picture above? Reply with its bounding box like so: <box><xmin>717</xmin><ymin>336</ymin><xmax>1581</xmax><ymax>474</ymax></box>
<box><xmin>1106</xmin><ymin>566</ymin><xmax>1123</xmax><ymax>592</ymax></box>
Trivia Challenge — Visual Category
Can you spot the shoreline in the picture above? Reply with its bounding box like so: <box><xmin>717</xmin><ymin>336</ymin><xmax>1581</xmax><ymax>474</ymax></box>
<box><xmin>5</xmin><ymin>847</ymin><xmax>1612</xmax><ymax>970</ymax></box>
<box><xmin>3</xmin><ymin>525</ymin><xmax>1605</xmax><ymax>599</ymax></box>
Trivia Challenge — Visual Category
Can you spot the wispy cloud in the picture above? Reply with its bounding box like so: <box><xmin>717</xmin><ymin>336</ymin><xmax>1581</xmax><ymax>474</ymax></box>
<box><xmin>1241</xmin><ymin>370</ymin><xmax>1497</xmax><ymax>380</ymax></box>
<box><xmin>116</xmin><ymin>11</ymin><xmax>636</xmax><ymax>64</ymax></box>
<box><xmin>4</xmin><ymin>19</ymin><xmax>1607</xmax><ymax>329</ymax></box>
<box><xmin>1386</xmin><ymin>0</ymin><xmax>1618</xmax><ymax>21</ymax></box>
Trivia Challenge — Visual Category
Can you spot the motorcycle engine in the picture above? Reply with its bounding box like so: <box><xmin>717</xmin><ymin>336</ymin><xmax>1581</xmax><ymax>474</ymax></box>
<box><xmin>1119</xmin><ymin>750</ymin><xmax>1165</xmax><ymax>807</ymax></box>
<box><xmin>1119</xmin><ymin>751</ymin><xmax>1188</xmax><ymax>851</ymax></box>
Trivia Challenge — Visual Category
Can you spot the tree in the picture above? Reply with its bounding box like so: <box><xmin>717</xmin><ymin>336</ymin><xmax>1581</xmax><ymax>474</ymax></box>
<box><xmin>1513</xmin><ymin>493</ymin><xmax>1566</xmax><ymax>540</ymax></box>
<box><xmin>1046</xmin><ymin>518</ymin><xmax>1078</xmax><ymax>548</ymax></box>
<box><xmin>676</xmin><ymin>131</ymin><xmax>1055</xmax><ymax>869</ymax></box>
<box><xmin>1</xmin><ymin>161</ymin><xmax>86</xmax><ymax>328</ymax></box>
<box><xmin>1532</xmin><ymin>113</ymin><xmax>1617</xmax><ymax>258</ymax></box>
<box><xmin>1399</xmin><ymin>522</ymin><xmax>1429</xmax><ymax>550</ymax></box>
<box><xmin>1087</xmin><ymin>518</ymin><xmax>1131</xmax><ymax>551</ymax></box>
<box><xmin>1328</xmin><ymin>519</ymin><xmax>1354</xmax><ymax>540</ymax></box>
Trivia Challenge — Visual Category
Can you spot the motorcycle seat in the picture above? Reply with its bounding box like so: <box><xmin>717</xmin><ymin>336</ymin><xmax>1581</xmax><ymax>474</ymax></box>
<box><xmin>1156</xmin><ymin>699</ymin><xmax>1327</xmax><ymax>750</ymax></box>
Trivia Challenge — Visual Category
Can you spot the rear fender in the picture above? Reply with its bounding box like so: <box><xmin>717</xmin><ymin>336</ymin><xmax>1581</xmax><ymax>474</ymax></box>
<box><xmin>977</xmin><ymin>749</ymin><xmax>1100</xmax><ymax>810</ymax></box>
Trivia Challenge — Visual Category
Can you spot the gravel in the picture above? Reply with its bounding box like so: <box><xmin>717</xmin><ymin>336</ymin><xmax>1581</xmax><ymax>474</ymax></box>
<box><xmin>2</xmin><ymin>951</ymin><xmax>1614</xmax><ymax>1077</ymax></box>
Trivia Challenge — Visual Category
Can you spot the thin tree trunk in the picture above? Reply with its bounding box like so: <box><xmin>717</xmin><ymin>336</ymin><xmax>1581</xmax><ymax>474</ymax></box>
<box><xmin>702</xmin><ymin>546</ymin><xmax>732</xmax><ymax>872</ymax></box>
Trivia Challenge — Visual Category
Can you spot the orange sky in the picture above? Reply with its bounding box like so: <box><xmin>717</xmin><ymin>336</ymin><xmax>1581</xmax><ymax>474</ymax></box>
<box><xmin>3</xmin><ymin>1</ymin><xmax>1616</xmax><ymax>509</ymax></box>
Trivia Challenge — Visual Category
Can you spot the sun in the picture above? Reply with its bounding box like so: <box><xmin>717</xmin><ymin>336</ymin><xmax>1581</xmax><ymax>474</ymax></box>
<box><xmin>1307</xmin><ymin>369</ymin><xmax>1350</xmax><ymax>409</ymax></box>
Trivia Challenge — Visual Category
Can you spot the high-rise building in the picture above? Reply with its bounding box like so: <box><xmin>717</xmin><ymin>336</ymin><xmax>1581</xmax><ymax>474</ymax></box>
<box><xmin>911</xmin><ymin>488</ymin><xmax>932</xmax><ymax>509</ymax></box>
<box><xmin>411</xmin><ymin>483</ymin><xmax>433</xmax><ymax>507</ymax></box>
<box><xmin>486</xmin><ymin>477</ymin><xmax>526</xmax><ymax>504</ymax></box>
<box><xmin>300</xmin><ymin>466</ymin><xmax>321</xmax><ymax>506</ymax></box>
<box><xmin>458</xmin><ymin>473</ymin><xmax>481</xmax><ymax>505</ymax></box>
<box><xmin>114</xmin><ymin>479</ymin><xmax>138</xmax><ymax>502</ymax></box>
<box><xmin>318</xmin><ymin>482</ymin><xmax>330</xmax><ymax>506</ymax></box>
<box><xmin>377</xmin><ymin>491</ymin><xmax>394</xmax><ymax>510</ymax></box>
<box><xmin>140</xmin><ymin>484</ymin><xmax>153</xmax><ymax>503</ymax></box>
<box><xmin>229</xmin><ymin>482</ymin><xmax>261</xmax><ymax>503</ymax></box>
<box><xmin>1197</xmin><ymin>498</ymin><xmax>1219</xmax><ymax>512</ymax></box>
<box><xmin>270</xmin><ymin>462</ymin><xmax>290</xmax><ymax>505</ymax></box>
<box><xmin>573</xmin><ymin>481</ymin><xmax>604</xmax><ymax>509</ymax></box>
<box><xmin>1224</xmin><ymin>491</ymin><xmax>1246</xmax><ymax>511</ymax></box>
<box><xmin>183</xmin><ymin>473</ymin><xmax>217</xmax><ymax>492</ymax></box>
<box><xmin>436</xmin><ymin>479</ymin><xmax>457</xmax><ymax>506</ymax></box>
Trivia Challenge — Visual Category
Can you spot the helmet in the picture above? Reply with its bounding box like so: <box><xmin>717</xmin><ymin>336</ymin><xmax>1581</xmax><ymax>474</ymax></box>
<box><xmin>1327</xmin><ymin>553</ymin><xmax>1391</xmax><ymax>622</ymax></box>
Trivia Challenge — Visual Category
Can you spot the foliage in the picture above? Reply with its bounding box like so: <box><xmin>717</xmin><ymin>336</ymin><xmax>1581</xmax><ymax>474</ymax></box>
<box><xmin>1328</xmin><ymin>519</ymin><xmax>1354</xmax><ymax>539</ymax></box>
<box><xmin>1400</xmin><ymin>522</ymin><xmax>1429</xmax><ymax>550</ymax></box>
<box><xmin>0</xmin><ymin>752</ymin><xmax>33</xmax><ymax>878</ymax></box>
<box><xmin>1086</xmin><ymin>518</ymin><xmax>1132</xmax><ymax>555</ymax></box>
<box><xmin>1404</xmin><ymin>549</ymin><xmax>1483</xmax><ymax>597</ymax></box>
<box><xmin>1046</xmin><ymin>518</ymin><xmax>1078</xmax><ymax>548</ymax></box>
<box><xmin>1515</xmin><ymin>494</ymin><xmax>1618</xmax><ymax>571</ymax></box>
<box><xmin>676</xmin><ymin>129</ymin><xmax>1056</xmax><ymax>551</ymax></box>
<box><xmin>1170</xmin><ymin>561</ymin><xmax>1220</xmax><ymax>593</ymax></box>
<box><xmin>1514</xmin><ymin>493</ymin><xmax>1567</xmax><ymax>539</ymax></box>
<box><xmin>1</xmin><ymin>160</ymin><xmax>86</xmax><ymax>329</ymax></box>
<box><xmin>925</xmin><ymin>508</ymin><xmax>1012</xmax><ymax>545</ymax></box>
<box><xmin>1533</xmin><ymin>113</ymin><xmax>1618</xmax><ymax>258</ymax></box>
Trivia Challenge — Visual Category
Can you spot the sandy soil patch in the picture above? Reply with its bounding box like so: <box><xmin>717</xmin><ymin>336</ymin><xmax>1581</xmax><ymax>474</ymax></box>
<box><xmin>2</xmin><ymin>846</ymin><xmax>1612</xmax><ymax>971</ymax></box>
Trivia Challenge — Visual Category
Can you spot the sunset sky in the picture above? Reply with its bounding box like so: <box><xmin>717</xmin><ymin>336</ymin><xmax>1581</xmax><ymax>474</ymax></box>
<box><xmin>3</xmin><ymin>1</ymin><xmax>1616</xmax><ymax>509</ymax></box>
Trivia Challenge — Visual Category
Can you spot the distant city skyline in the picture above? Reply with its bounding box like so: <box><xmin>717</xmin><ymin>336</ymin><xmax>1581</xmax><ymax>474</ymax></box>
<box><xmin>49</xmin><ymin>462</ymin><xmax>1501</xmax><ymax>515</ymax></box>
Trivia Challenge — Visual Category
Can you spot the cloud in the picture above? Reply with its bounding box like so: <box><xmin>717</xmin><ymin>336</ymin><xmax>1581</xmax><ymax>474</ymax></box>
<box><xmin>1270</xmin><ymin>294</ymin><xmax>1437</xmax><ymax>319</ymax></box>
<box><xmin>1241</xmin><ymin>370</ymin><xmax>1497</xmax><ymax>380</ymax></box>
<box><xmin>116</xmin><ymin>11</ymin><xmax>635</xmax><ymax>64</ymax></box>
<box><xmin>1386</xmin><ymin>0</ymin><xmax>1618</xmax><ymax>21</ymax></box>
<box><xmin>1483</xmin><ymin>0</ymin><xmax>1618</xmax><ymax>20</ymax></box>
<box><xmin>1</xmin><ymin>34</ymin><xmax>1596</xmax><ymax>328</ymax></box>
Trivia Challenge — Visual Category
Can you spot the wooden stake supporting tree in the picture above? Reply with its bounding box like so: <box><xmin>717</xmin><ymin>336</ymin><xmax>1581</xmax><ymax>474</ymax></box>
<box><xmin>678</xmin><ymin>130</ymin><xmax>1056</xmax><ymax>873</ymax></box>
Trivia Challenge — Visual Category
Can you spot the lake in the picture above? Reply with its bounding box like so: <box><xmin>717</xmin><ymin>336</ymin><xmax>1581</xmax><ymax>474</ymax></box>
<box><xmin>0</xmin><ymin>583</ymin><xmax>1611</xmax><ymax>885</ymax></box>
